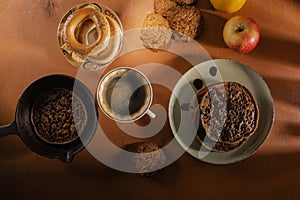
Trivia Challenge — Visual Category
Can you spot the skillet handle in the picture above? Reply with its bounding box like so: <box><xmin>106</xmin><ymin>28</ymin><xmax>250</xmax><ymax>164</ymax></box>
<box><xmin>0</xmin><ymin>121</ymin><xmax>18</xmax><ymax>138</ymax></box>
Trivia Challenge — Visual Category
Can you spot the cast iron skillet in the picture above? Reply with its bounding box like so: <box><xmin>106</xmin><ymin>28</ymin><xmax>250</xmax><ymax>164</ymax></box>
<box><xmin>0</xmin><ymin>74</ymin><xmax>98</xmax><ymax>163</ymax></box>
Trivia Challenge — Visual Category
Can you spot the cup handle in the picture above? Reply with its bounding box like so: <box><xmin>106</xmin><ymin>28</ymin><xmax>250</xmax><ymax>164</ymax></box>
<box><xmin>146</xmin><ymin>110</ymin><xmax>156</xmax><ymax>119</ymax></box>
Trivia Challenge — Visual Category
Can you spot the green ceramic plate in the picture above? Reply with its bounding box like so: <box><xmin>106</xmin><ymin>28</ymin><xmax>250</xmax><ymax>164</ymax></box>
<box><xmin>168</xmin><ymin>59</ymin><xmax>274</xmax><ymax>164</ymax></box>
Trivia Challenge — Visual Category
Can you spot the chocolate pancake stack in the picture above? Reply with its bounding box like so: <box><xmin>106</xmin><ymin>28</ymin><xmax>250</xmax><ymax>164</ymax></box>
<box><xmin>193</xmin><ymin>82</ymin><xmax>259</xmax><ymax>152</ymax></box>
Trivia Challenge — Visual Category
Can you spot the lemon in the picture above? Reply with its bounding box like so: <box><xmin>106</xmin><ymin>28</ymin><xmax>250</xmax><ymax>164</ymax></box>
<box><xmin>210</xmin><ymin>0</ymin><xmax>246</xmax><ymax>13</ymax></box>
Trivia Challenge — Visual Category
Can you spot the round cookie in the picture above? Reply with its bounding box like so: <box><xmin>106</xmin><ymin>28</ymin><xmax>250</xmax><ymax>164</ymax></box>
<box><xmin>154</xmin><ymin>0</ymin><xmax>177</xmax><ymax>18</ymax></box>
<box><xmin>194</xmin><ymin>82</ymin><xmax>259</xmax><ymax>152</ymax></box>
<box><xmin>134</xmin><ymin>142</ymin><xmax>166</xmax><ymax>177</ymax></box>
<box><xmin>168</xmin><ymin>6</ymin><xmax>202</xmax><ymax>41</ymax></box>
<box><xmin>140</xmin><ymin>13</ymin><xmax>172</xmax><ymax>49</ymax></box>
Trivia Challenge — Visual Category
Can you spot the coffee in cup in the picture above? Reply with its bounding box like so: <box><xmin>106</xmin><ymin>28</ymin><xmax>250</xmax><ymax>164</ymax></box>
<box><xmin>97</xmin><ymin>67</ymin><xmax>154</xmax><ymax>122</ymax></box>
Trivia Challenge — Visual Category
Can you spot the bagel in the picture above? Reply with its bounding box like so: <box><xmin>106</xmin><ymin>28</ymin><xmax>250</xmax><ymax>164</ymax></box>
<box><xmin>64</xmin><ymin>7</ymin><xmax>110</xmax><ymax>55</ymax></box>
<box><xmin>85</xmin><ymin>15</ymin><xmax>123</xmax><ymax>66</ymax></box>
<box><xmin>74</xmin><ymin>19</ymin><xmax>96</xmax><ymax>45</ymax></box>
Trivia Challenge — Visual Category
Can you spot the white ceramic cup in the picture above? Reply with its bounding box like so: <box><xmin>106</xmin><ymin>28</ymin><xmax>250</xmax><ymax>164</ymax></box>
<box><xmin>97</xmin><ymin>67</ymin><xmax>155</xmax><ymax>123</ymax></box>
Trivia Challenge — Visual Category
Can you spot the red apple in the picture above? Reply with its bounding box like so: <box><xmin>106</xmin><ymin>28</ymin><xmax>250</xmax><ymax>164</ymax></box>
<box><xmin>223</xmin><ymin>16</ymin><xmax>260</xmax><ymax>53</ymax></box>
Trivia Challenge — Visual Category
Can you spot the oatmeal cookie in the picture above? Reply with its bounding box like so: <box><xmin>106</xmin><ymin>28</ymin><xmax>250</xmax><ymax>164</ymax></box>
<box><xmin>134</xmin><ymin>142</ymin><xmax>166</xmax><ymax>177</ymax></box>
<box><xmin>140</xmin><ymin>13</ymin><xmax>172</xmax><ymax>49</ymax></box>
<box><xmin>174</xmin><ymin>0</ymin><xmax>196</xmax><ymax>5</ymax></box>
<box><xmin>169</xmin><ymin>5</ymin><xmax>202</xmax><ymax>41</ymax></box>
<box><xmin>154</xmin><ymin>0</ymin><xmax>177</xmax><ymax>18</ymax></box>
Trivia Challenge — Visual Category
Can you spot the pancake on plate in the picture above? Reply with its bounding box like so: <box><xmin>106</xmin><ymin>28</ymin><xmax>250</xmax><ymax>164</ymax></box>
<box><xmin>193</xmin><ymin>82</ymin><xmax>259</xmax><ymax>152</ymax></box>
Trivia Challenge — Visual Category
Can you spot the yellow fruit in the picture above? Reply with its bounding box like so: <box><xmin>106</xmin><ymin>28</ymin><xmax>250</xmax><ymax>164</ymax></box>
<box><xmin>210</xmin><ymin>0</ymin><xmax>246</xmax><ymax>13</ymax></box>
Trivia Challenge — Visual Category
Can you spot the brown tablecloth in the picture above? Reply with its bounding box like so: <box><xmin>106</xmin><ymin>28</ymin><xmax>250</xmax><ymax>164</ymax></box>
<box><xmin>0</xmin><ymin>0</ymin><xmax>300</xmax><ymax>199</ymax></box>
